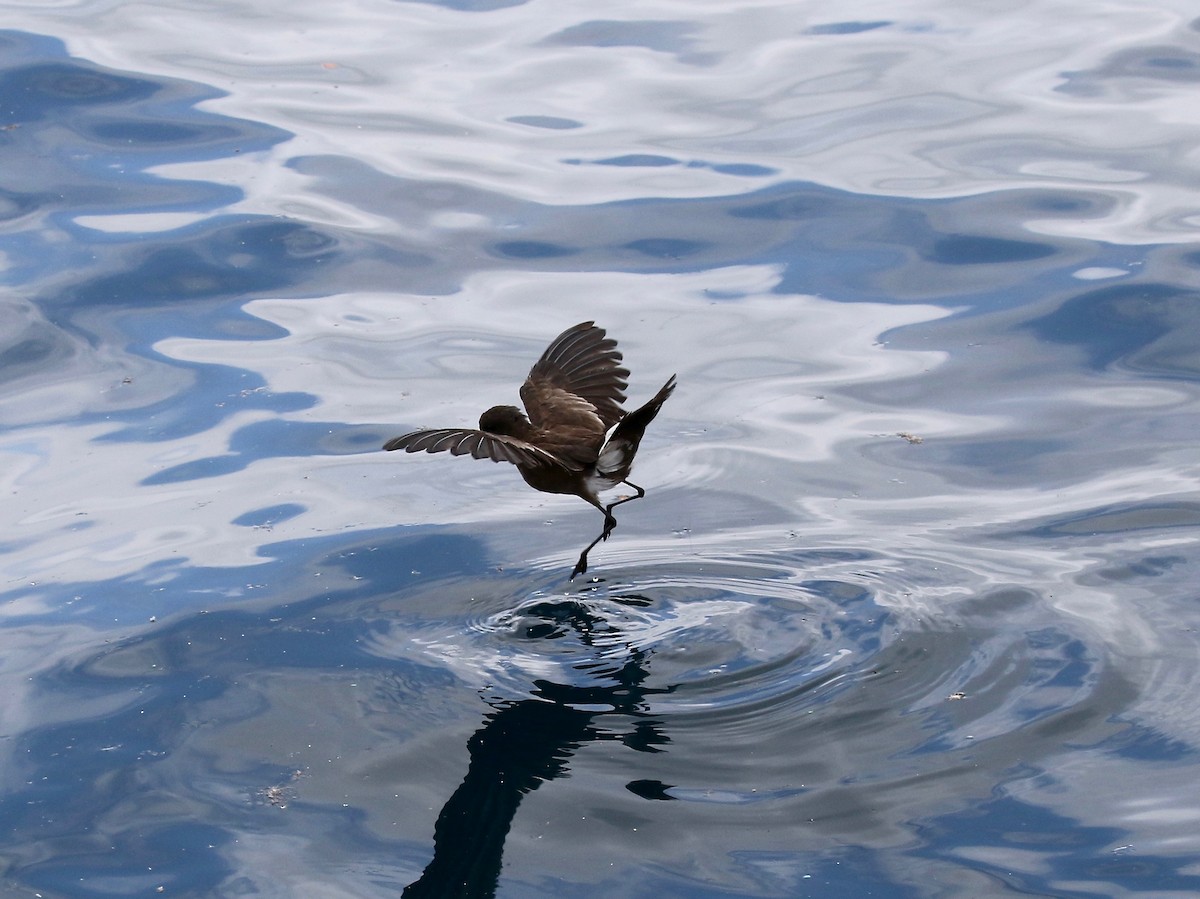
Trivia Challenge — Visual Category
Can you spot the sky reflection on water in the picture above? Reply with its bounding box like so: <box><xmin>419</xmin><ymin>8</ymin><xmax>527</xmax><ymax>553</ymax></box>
<box><xmin>2</xmin><ymin>3</ymin><xmax>1200</xmax><ymax>896</ymax></box>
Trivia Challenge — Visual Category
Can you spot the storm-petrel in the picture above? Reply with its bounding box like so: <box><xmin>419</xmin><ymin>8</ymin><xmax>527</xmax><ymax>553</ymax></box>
<box><xmin>383</xmin><ymin>321</ymin><xmax>676</xmax><ymax>578</ymax></box>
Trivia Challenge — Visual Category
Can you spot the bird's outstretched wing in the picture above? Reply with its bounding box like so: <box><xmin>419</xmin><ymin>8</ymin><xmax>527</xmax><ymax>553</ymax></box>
<box><xmin>521</xmin><ymin>321</ymin><xmax>630</xmax><ymax>431</ymax></box>
<box><xmin>383</xmin><ymin>428</ymin><xmax>581</xmax><ymax>470</ymax></box>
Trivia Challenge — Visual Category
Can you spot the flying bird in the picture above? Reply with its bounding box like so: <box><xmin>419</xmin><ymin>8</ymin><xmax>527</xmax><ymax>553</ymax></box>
<box><xmin>383</xmin><ymin>321</ymin><xmax>676</xmax><ymax>578</ymax></box>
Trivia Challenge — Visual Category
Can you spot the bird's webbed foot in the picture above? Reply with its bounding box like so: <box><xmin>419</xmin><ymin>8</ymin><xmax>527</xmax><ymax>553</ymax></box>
<box><xmin>570</xmin><ymin>550</ymin><xmax>589</xmax><ymax>580</ymax></box>
<box><xmin>601</xmin><ymin>514</ymin><xmax>618</xmax><ymax>540</ymax></box>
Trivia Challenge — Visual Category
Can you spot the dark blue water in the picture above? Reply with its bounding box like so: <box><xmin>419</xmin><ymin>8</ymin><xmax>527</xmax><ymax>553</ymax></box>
<box><xmin>3</xmin><ymin>11</ymin><xmax>1200</xmax><ymax>898</ymax></box>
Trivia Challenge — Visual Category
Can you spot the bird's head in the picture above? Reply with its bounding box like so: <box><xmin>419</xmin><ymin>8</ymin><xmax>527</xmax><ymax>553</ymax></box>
<box><xmin>479</xmin><ymin>405</ymin><xmax>531</xmax><ymax>436</ymax></box>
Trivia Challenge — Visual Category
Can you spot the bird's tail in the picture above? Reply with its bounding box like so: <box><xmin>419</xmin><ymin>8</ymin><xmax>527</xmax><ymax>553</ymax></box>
<box><xmin>620</xmin><ymin>375</ymin><xmax>676</xmax><ymax>432</ymax></box>
<box><xmin>596</xmin><ymin>375</ymin><xmax>676</xmax><ymax>476</ymax></box>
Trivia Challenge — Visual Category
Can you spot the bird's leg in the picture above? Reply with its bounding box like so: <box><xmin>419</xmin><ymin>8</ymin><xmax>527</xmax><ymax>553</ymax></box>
<box><xmin>601</xmin><ymin>510</ymin><xmax>618</xmax><ymax>539</ymax></box>
<box><xmin>595</xmin><ymin>480</ymin><xmax>644</xmax><ymax>550</ymax></box>
<box><xmin>572</xmin><ymin>495</ymin><xmax>622</xmax><ymax>579</ymax></box>
<box><xmin>570</xmin><ymin>483</ymin><xmax>649</xmax><ymax>579</ymax></box>
<box><xmin>570</xmin><ymin>527</ymin><xmax>609</xmax><ymax>580</ymax></box>
<box><xmin>593</xmin><ymin>497</ymin><xmax>617</xmax><ymax>541</ymax></box>
<box><xmin>603</xmin><ymin>480</ymin><xmax>646</xmax><ymax>523</ymax></box>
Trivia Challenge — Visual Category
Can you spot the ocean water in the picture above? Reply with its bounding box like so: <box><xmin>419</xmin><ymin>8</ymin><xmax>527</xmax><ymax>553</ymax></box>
<box><xmin>2</xmin><ymin>1</ymin><xmax>1199</xmax><ymax>896</ymax></box>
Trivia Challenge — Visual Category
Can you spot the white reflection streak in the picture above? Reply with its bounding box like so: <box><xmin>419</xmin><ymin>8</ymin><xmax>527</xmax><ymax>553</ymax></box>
<box><xmin>9</xmin><ymin>0</ymin><xmax>1193</xmax><ymax>240</ymax></box>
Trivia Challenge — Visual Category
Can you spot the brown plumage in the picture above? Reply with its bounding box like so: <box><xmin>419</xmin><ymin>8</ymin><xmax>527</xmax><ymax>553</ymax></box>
<box><xmin>383</xmin><ymin>321</ymin><xmax>676</xmax><ymax>578</ymax></box>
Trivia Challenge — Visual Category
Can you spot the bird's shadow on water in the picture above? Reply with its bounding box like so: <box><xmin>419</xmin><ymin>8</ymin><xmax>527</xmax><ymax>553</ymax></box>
<box><xmin>4</xmin><ymin>532</ymin><xmax>681</xmax><ymax>896</ymax></box>
<box><xmin>402</xmin><ymin>589</ymin><xmax>676</xmax><ymax>899</ymax></box>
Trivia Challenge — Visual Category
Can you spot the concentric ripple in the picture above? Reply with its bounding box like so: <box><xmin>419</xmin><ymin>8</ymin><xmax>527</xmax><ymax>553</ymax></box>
<box><xmin>352</xmin><ymin>543</ymin><xmax>1126</xmax><ymax>798</ymax></box>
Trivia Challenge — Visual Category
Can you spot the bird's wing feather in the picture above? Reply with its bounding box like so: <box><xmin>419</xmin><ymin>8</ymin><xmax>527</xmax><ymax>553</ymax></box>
<box><xmin>521</xmin><ymin>321</ymin><xmax>629</xmax><ymax>430</ymax></box>
<box><xmin>383</xmin><ymin>428</ymin><xmax>582</xmax><ymax>470</ymax></box>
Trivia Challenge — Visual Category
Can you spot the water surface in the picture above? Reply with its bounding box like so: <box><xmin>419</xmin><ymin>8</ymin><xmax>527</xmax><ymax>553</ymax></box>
<box><xmin>2</xmin><ymin>2</ymin><xmax>1200</xmax><ymax>896</ymax></box>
